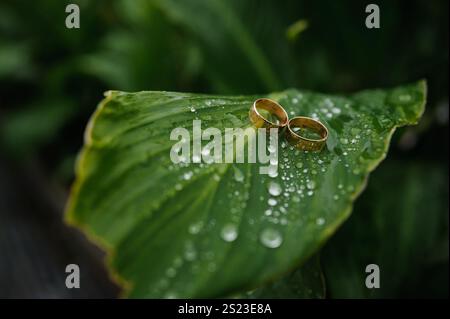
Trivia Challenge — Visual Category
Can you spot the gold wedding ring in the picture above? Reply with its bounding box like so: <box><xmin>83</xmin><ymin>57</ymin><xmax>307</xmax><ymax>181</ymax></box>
<box><xmin>286</xmin><ymin>116</ymin><xmax>328</xmax><ymax>151</ymax></box>
<box><xmin>249</xmin><ymin>98</ymin><xmax>288</xmax><ymax>130</ymax></box>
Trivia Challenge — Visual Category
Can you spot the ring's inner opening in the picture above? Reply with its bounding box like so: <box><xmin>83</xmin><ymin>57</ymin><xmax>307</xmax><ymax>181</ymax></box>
<box><xmin>292</xmin><ymin>126</ymin><xmax>322</xmax><ymax>139</ymax></box>
<box><xmin>255</xmin><ymin>99</ymin><xmax>286</xmax><ymax>126</ymax></box>
<box><xmin>258</xmin><ymin>108</ymin><xmax>281</xmax><ymax>125</ymax></box>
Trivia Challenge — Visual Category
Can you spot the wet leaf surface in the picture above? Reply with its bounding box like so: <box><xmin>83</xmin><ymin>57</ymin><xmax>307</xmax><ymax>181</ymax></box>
<box><xmin>66</xmin><ymin>81</ymin><xmax>426</xmax><ymax>297</ymax></box>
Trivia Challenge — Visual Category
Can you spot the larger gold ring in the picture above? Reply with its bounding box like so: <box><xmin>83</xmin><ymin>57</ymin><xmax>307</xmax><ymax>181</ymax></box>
<box><xmin>249</xmin><ymin>98</ymin><xmax>288</xmax><ymax>130</ymax></box>
<box><xmin>286</xmin><ymin>116</ymin><xmax>328</xmax><ymax>151</ymax></box>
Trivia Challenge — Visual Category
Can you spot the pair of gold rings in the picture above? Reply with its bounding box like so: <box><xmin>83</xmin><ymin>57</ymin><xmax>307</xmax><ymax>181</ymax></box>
<box><xmin>249</xmin><ymin>98</ymin><xmax>328</xmax><ymax>152</ymax></box>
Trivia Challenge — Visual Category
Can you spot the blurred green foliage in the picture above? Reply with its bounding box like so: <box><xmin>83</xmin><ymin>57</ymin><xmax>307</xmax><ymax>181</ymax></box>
<box><xmin>1</xmin><ymin>1</ymin><xmax>448</xmax><ymax>158</ymax></box>
<box><xmin>323</xmin><ymin>161</ymin><xmax>448</xmax><ymax>298</ymax></box>
<box><xmin>0</xmin><ymin>0</ymin><xmax>447</xmax><ymax>298</ymax></box>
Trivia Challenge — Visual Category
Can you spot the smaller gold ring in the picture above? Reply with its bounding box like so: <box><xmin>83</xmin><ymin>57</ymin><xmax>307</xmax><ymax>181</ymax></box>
<box><xmin>286</xmin><ymin>116</ymin><xmax>328</xmax><ymax>151</ymax></box>
<box><xmin>249</xmin><ymin>98</ymin><xmax>288</xmax><ymax>130</ymax></box>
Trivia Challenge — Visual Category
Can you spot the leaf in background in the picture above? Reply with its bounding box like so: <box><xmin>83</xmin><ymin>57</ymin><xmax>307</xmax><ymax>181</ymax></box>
<box><xmin>245</xmin><ymin>255</ymin><xmax>325</xmax><ymax>298</ymax></box>
<box><xmin>66</xmin><ymin>80</ymin><xmax>426</xmax><ymax>298</ymax></box>
<box><xmin>79</xmin><ymin>1</ymin><xmax>186</xmax><ymax>92</ymax></box>
<box><xmin>322</xmin><ymin>160</ymin><xmax>448</xmax><ymax>298</ymax></box>
<box><xmin>153</xmin><ymin>0</ymin><xmax>282</xmax><ymax>93</ymax></box>
<box><xmin>1</xmin><ymin>99</ymin><xmax>76</xmax><ymax>157</ymax></box>
<box><xmin>0</xmin><ymin>42</ymin><xmax>33</xmax><ymax>79</ymax></box>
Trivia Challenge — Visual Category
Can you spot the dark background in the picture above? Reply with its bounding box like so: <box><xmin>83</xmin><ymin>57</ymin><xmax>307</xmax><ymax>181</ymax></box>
<box><xmin>0</xmin><ymin>0</ymin><xmax>448</xmax><ymax>298</ymax></box>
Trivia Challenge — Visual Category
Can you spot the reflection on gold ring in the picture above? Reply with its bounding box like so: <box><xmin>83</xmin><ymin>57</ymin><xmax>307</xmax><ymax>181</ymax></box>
<box><xmin>286</xmin><ymin>116</ymin><xmax>328</xmax><ymax>151</ymax></box>
<box><xmin>249</xmin><ymin>98</ymin><xmax>288</xmax><ymax>130</ymax></box>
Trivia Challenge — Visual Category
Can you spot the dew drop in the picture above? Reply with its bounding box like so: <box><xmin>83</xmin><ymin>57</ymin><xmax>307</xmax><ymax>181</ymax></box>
<box><xmin>260</xmin><ymin>228</ymin><xmax>283</xmax><ymax>248</ymax></box>
<box><xmin>268</xmin><ymin>165</ymin><xmax>278</xmax><ymax>178</ymax></box>
<box><xmin>233</xmin><ymin>167</ymin><xmax>244</xmax><ymax>182</ymax></box>
<box><xmin>268</xmin><ymin>182</ymin><xmax>282</xmax><ymax>196</ymax></box>
<box><xmin>306</xmin><ymin>180</ymin><xmax>316</xmax><ymax>190</ymax></box>
<box><xmin>188</xmin><ymin>221</ymin><xmax>203</xmax><ymax>234</ymax></box>
<box><xmin>183</xmin><ymin>171</ymin><xmax>193</xmax><ymax>180</ymax></box>
<box><xmin>221</xmin><ymin>224</ymin><xmax>238</xmax><ymax>242</ymax></box>
<box><xmin>332</xmin><ymin>107</ymin><xmax>341</xmax><ymax>114</ymax></box>
<box><xmin>190</xmin><ymin>106</ymin><xmax>196</xmax><ymax>112</ymax></box>
<box><xmin>268</xmin><ymin>198</ymin><xmax>278</xmax><ymax>206</ymax></box>
<box><xmin>316</xmin><ymin>217</ymin><xmax>325</xmax><ymax>226</ymax></box>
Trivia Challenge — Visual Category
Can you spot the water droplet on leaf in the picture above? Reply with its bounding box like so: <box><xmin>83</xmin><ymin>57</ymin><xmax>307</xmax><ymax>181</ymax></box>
<box><xmin>260</xmin><ymin>228</ymin><xmax>283</xmax><ymax>248</ymax></box>
<box><xmin>233</xmin><ymin>167</ymin><xmax>244</xmax><ymax>182</ymax></box>
<box><xmin>267</xmin><ymin>182</ymin><xmax>282</xmax><ymax>196</ymax></box>
<box><xmin>316</xmin><ymin>217</ymin><xmax>325</xmax><ymax>226</ymax></box>
<box><xmin>221</xmin><ymin>224</ymin><xmax>238</xmax><ymax>242</ymax></box>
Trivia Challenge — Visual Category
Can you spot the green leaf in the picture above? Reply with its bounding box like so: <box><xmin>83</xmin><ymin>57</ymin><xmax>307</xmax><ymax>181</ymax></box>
<box><xmin>322</xmin><ymin>160</ymin><xmax>448</xmax><ymax>298</ymax></box>
<box><xmin>66</xmin><ymin>80</ymin><xmax>426</xmax><ymax>298</ymax></box>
